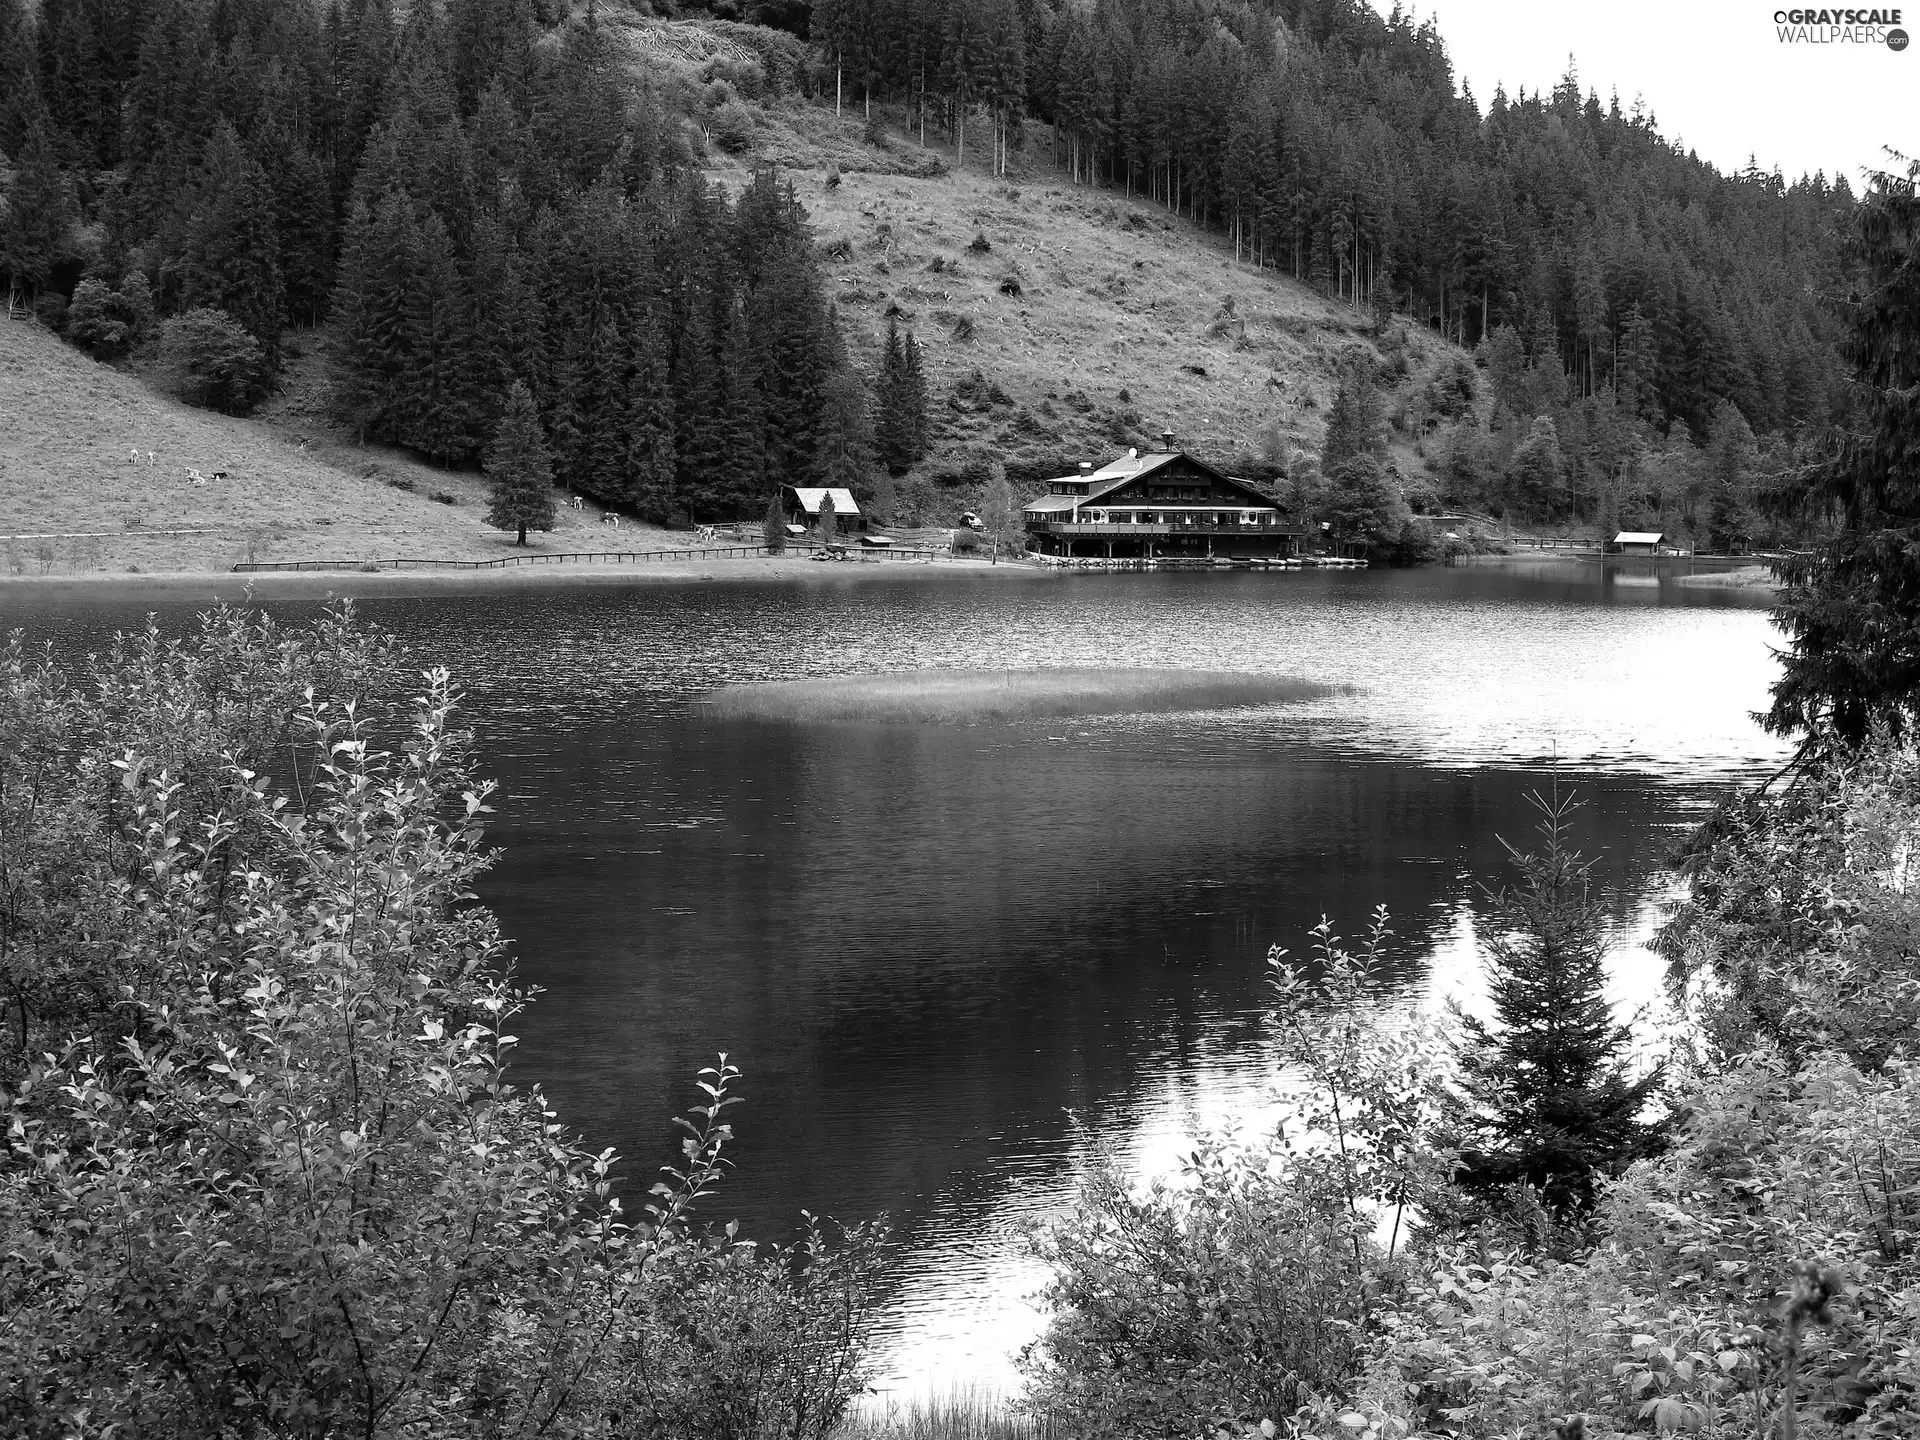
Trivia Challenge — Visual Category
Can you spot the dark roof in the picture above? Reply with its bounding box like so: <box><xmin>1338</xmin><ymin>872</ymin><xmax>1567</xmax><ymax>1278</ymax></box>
<box><xmin>1025</xmin><ymin>450</ymin><xmax>1280</xmax><ymax>514</ymax></box>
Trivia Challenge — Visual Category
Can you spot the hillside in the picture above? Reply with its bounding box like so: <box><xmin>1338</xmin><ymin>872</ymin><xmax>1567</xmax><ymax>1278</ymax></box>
<box><xmin>2</xmin><ymin>0</ymin><xmax>1830</xmax><ymax>561</ymax></box>
<box><xmin>750</xmin><ymin>121</ymin><xmax>1449</xmax><ymax>515</ymax></box>
<box><xmin>0</xmin><ymin>323</ymin><xmax>661</xmax><ymax>576</ymax></box>
<box><xmin>631</xmin><ymin>9</ymin><xmax>1456</xmax><ymax>518</ymax></box>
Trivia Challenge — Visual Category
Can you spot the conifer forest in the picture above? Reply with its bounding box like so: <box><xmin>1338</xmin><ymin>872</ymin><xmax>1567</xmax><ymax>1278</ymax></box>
<box><xmin>0</xmin><ymin>0</ymin><xmax>1873</xmax><ymax>537</ymax></box>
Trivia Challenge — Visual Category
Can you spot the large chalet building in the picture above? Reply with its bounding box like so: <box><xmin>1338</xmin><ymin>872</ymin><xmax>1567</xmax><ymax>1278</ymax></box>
<box><xmin>1022</xmin><ymin>434</ymin><xmax>1306</xmax><ymax>560</ymax></box>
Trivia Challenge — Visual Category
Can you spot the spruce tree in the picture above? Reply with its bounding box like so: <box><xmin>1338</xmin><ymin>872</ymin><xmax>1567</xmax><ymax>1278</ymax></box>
<box><xmin>816</xmin><ymin>487</ymin><xmax>839</xmax><ymax>544</ymax></box>
<box><xmin>901</xmin><ymin>327</ymin><xmax>929</xmax><ymax>460</ymax></box>
<box><xmin>1321</xmin><ymin>361</ymin><xmax>1385</xmax><ymax>472</ymax></box>
<box><xmin>0</xmin><ymin>119</ymin><xmax>73</xmax><ymax>294</ymax></box>
<box><xmin>874</xmin><ymin>319</ymin><xmax>913</xmax><ymax>473</ymax></box>
<box><xmin>1770</xmin><ymin>164</ymin><xmax>1920</xmax><ymax>750</ymax></box>
<box><xmin>812</xmin><ymin>368</ymin><xmax>875</xmax><ymax>500</ymax></box>
<box><xmin>485</xmin><ymin>381</ymin><xmax>556</xmax><ymax>546</ymax></box>
<box><xmin>179</xmin><ymin>124</ymin><xmax>287</xmax><ymax>362</ymax></box>
<box><xmin>1447</xmin><ymin>789</ymin><xmax>1664</xmax><ymax>1225</ymax></box>
<box><xmin>763</xmin><ymin>490</ymin><xmax>789</xmax><ymax>553</ymax></box>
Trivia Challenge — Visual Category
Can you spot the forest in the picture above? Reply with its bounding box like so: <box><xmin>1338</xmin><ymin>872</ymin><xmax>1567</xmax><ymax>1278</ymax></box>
<box><xmin>0</xmin><ymin>0</ymin><xmax>877</xmax><ymax>524</ymax></box>
<box><xmin>0</xmin><ymin>0</ymin><xmax>1870</xmax><ymax>539</ymax></box>
<box><xmin>797</xmin><ymin>0</ymin><xmax>1864</xmax><ymax>539</ymax></box>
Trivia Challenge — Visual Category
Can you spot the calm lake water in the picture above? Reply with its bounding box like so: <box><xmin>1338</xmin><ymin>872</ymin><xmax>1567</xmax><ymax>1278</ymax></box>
<box><xmin>5</xmin><ymin>558</ymin><xmax>1786</xmax><ymax>1396</ymax></box>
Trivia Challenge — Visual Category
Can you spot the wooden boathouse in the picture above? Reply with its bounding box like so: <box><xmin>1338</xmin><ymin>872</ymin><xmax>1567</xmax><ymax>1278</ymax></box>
<box><xmin>1022</xmin><ymin>434</ymin><xmax>1306</xmax><ymax>561</ymax></box>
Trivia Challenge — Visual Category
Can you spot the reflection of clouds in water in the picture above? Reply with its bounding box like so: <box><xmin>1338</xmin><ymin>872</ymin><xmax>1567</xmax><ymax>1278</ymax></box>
<box><xmin>871</xmin><ymin>889</ymin><xmax>1687</xmax><ymax>1399</ymax></box>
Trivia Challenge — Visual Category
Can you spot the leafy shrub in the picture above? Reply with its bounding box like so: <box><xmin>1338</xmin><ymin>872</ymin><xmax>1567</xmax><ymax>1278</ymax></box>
<box><xmin>1026</xmin><ymin>1145</ymin><xmax>1370</xmax><ymax>1438</ymax></box>
<box><xmin>710</xmin><ymin>99</ymin><xmax>756</xmax><ymax>153</ymax></box>
<box><xmin>1660</xmin><ymin>733</ymin><xmax>1920</xmax><ymax>1069</ymax></box>
<box><xmin>157</xmin><ymin>306</ymin><xmax>268</xmax><ymax>414</ymax></box>
<box><xmin>701</xmin><ymin>53</ymin><xmax>766</xmax><ymax>99</ymax></box>
<box><xmin>1422</xmin><ymin>355</ymin><xmax>1478</xmax><ymax>419</ymax></box>
<box><xmin>950</xmin><ymin>527</ymin><xmax>982</xmax><ymax>553</ymax></box>
<box><xmin>0</xmin><ymin>605</ymin><xmax>885</xmax><ymax>1438</ymax></box>
<box><xmin>618</xmin><ymin>1214</ymin><xmax>883</xmax><ymax>1439</ymax></box>
<box><xmin>430</xmin><ymin>488</ymin><xmax>458</xmax><ymax>505</ymax></box>
<box><xmin>1027</xmin><ymin>915</ymin><xmax>1450</xmax><ymax>1437</ymax></box>
<box><xmin>66</xmin><ymin>274</ymin><xmax>155</xmax><ymax>359</ymax></box>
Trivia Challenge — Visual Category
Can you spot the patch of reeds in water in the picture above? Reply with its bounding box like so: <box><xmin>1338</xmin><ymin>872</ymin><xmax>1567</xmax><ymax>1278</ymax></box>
<box><xmin>705</xmin><ymin>667</ymin><xmax>1338</xmax><ymax>724</ymax></box>
<box><xmin>836</xmin><ymin>1388</ymin><xmax>1054</xmax><ymax>1440</ymax></box>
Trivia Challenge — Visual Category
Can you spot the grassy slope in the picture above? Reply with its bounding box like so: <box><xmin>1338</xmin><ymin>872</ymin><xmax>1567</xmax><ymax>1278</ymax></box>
<box><xmin>0</xmin><ymin>323</ymin><xmax>730</xmax><ymax>576</ymax></box>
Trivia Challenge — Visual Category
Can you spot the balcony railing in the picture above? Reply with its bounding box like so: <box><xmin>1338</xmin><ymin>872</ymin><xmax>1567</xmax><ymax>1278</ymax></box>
<box><xmin>1027</xmin><ymin>521</ymin><xmax>1303</xmax><ymax>537</ymax></box>
<box><xmin>1033</xmin><ymin>521</ymin><xmax>1172</xmax><ymax>535</ymax></box>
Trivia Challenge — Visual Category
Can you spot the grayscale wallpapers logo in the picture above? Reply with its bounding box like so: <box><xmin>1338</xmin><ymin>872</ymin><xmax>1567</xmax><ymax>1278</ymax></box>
<box><xmin>1772</xmin><ymin>7</ymin><xmax>1909</xmax><ymax>43</ymax></box>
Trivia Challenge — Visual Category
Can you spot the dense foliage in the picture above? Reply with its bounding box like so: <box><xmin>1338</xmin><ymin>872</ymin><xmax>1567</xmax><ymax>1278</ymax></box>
<box><xmin>1768</xmin><ymin>164</ymin><xmax>1920</xmax><ymax>749</ymax></box>
<box><xmin>801</xmin><ymin>0</ymin><xmax>1865</xmax><ymax>539</ymax></box>
<box><xmin>0</xmin><ymin>0</ymin><xmax>861</xmax><ymax>523</ymax></box>
<box><xmin>1025</xmin><ymin>761</ymin><xmax>1920</xmax><ymax>1438</ymax></box>
<box><xmin>813</xmin><ymin>0</ymin><xmax>1847</xmax><ymax>392</ymax></box>
<box><xmin>0</xmin><ymin>0</ymin><xmax>1870</xmax><ymax>538</ymax></box>
<box><xmin>0</xmin><ymin>606</ymin><xmax>883</xmax><ymax>1438</ymax></box>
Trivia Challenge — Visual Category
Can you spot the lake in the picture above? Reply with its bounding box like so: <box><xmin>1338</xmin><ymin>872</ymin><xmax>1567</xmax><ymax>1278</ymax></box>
<box><xmin>2</xmin><ymin>558</ymin><xmax>1786</xmax><ymax>1396</ymax></box>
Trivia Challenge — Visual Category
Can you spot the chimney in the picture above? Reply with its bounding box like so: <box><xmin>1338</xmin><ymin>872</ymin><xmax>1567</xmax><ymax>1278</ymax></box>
<box><xmin>1159</xmin><ymin>429</ymin><xmax>1177</xmax><ymax>452</ymax></box>
<box><xmin>1078</xmin><ymin>461</ymin><xmax>1093</xmax><ymax>473</ymax></box>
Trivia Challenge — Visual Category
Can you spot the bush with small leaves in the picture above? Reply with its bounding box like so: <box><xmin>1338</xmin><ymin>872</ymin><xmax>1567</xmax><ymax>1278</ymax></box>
<box><xmin>157</xmin><ymin>307</ymin><xmax>268</xmax><ymax>414</ymax></box>
<box><xmin>0</xmin><ymin>604</ymin><xmax>885</xmax><ymax>1440</ymax></box>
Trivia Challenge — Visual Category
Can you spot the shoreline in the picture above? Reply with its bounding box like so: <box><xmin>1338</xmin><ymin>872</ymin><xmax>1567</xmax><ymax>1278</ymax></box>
<box><xmin>0</xmin><ymin>554</ymin><xmax>1059</xmax><ymax>603</ymax></box>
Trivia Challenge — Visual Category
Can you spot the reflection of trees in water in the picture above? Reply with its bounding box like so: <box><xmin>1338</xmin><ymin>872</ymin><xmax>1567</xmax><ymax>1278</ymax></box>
<box><xmin>484</xmin><ymin>711</ymin><xmax>1699</xmax><ymax>1266</ymax></box>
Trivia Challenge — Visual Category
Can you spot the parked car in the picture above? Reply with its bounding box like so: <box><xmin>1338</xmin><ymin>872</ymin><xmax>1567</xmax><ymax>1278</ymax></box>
<box><xmin>960</xmin><ymin>511</ymin><xmax>986</xmax><ymax>531</ymax></box>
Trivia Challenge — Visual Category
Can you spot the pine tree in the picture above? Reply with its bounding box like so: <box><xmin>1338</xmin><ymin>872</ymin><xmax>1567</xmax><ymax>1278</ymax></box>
<box><xmin>873</xmin><ymin>319</ymin><xmax>913</xmax><ymax>473</ymax></box>
<box><xmin>816</xmin><ymin>487</ymin><xmax>839</xmax><ymax>543</ymax></box>
<box><xmin>1321</xmin><ymin>361</ymin><xmax>1385</xmax><ymax>472</ymax></box>
<box><xmin>179</xmin><ymin>124</ymin><xmax>287</xmax><ymax>361</ymax></box>
<box><xmin>1447</xmin><ymin>789</ymin><xmax>1665</xmax><ymax>1225</ymax></box>
<box><xmin>1507</xmin><ymin>416</ymin><xmax>1568</xmax><ymax>517</ymax></box>
<box><xmin>1771</xmin><ymin>163</ymin><xmax>1920</xmax><ymax>750</ymax></box>
<box><xmin>812</xmin><ymin>366</ymin><xmax>875</xmax><ymax>501</ymax></box>
<box><xmin>399</xmin><ymin>210</ymin><xmax>471</xmax><ymax>465</ymax></box>
<box><xmin>901</xmin><ymin>329</ymin><xmax>929</xmax><ymax>459</ymax></box>
<box><xmin>485</xmin><ymin>380</ymin><xmax>556</xmax><ymax>546</ymax></box>
<box><xmin>763</xmin><ymin>490</ymin><xmax>788</xmax><ymax>552</ymax></box>
<box><xmin>0</xmin><ymin>119</ymin><xmax>74</xmax><ymax>294</ymax></box>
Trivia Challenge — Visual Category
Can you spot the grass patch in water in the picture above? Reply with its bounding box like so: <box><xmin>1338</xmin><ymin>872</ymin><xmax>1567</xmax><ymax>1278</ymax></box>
<box><xmin>838</xmin><ymin>1389</ymin><xmax>1051</xmax><ymax>1439</ymax></box>
<box><xmin>706</xmin><ymin>667</ymin><xmax>1337</xmax><ymax>723</ymax></box>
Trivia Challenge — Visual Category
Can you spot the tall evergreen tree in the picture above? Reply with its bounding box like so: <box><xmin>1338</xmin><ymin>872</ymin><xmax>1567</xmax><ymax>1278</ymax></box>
<box><xmin>1447</xmin><ymin>789</ymin><xmax>1665</xmax><ymax>1225</ymax></box>
<box><xmin>1321</xmin><ymin>360</ymin><xmax>1385</xmax><ymax>472</ymax></box>
<box><xmin>178</xmin><ymin>123</ymin><xmax>287</xmax><ymax>360</ymax></box>
<box><xmin>873</xmin><ymin>319</ymin><xmax>914</xmax><ymax>473</ymax></box>
<box><xmin>901</xmin><ymin>328</ymin><xmax>929</xmax><ymax>459</ymax></box>
<box><xmin>0</xmin><ymin>119</ymin><xmax>73</xmax><ymax>294</ymax></box>
<box><xmin>1770</xmin><ymin>164</ymin><xmax>1920</xmax><ymax>751</ymax></box>
<box><xmin>485</xmin><ymin>380</ymin><xmax>556</xmax><ymax>545</ymax></box>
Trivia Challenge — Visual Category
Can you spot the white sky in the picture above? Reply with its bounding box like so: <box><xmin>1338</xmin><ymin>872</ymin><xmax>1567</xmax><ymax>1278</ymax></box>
<box><xmin>1366</xmin><ymin>0</ymin><xmax>1918</xmax><ymax>185</ymax></box>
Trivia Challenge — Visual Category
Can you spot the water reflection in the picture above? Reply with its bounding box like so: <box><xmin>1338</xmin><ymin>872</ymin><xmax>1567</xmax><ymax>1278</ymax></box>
<box><xmin>2</xmin><ymin>561</ymin><xmax>1785</xmax><ymax>1394</ymax></box>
